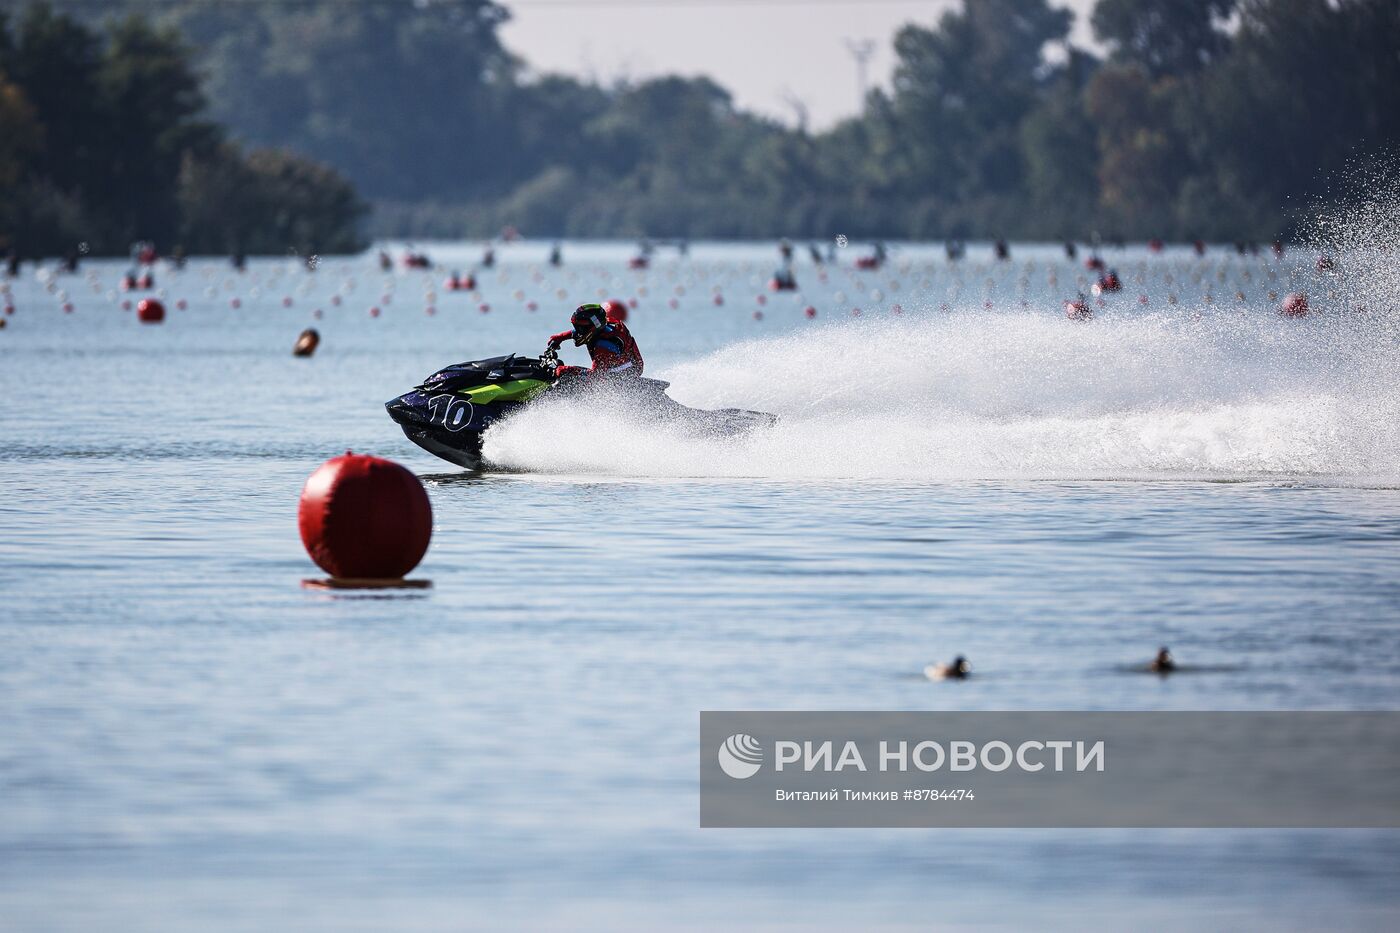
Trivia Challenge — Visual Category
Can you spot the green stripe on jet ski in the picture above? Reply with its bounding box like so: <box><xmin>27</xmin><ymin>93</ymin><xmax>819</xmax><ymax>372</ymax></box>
<box><xmin>457</xmin><ymin>379</ymin><xmax>551</xmax><ymax>404</ymax></box>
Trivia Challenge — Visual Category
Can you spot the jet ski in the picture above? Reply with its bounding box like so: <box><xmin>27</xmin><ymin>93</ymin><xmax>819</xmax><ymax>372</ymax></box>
<box><xmin>385</xmin><ymin>349</ymin><xmax>777</xmax><ymax>470</ymax></box>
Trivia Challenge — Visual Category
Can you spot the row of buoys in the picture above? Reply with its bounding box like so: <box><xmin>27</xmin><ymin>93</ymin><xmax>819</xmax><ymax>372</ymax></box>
<box><xmin>1066</xmin><ymin>290</ymin><xmax>1311</xmax><ymax>320</ymax></box>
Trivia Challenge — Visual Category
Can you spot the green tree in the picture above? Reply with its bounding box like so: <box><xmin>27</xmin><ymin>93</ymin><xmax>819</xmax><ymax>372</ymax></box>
<box><xmin>1092</xmin><ymin>0</ymin><xmax>1236</xmax><ymax>78</ymax></box>
<box><xmin>2</xmin><ymin>1</ymin><xmax>105</xmax><ymax>201</ymax></box>
<box><xmin>96</xmin><ymin>14</ymin><xmax>217</xmax><ymax>246</ymax></box>
<box><xmin>880</xmin><ymin>0</ymin><xmax>1073</xmax><ymax>212</ymax></box>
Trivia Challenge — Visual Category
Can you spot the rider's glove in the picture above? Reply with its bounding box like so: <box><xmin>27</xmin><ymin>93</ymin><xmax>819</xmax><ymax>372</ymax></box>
<box><xmin>546</xmin><ymin>336</ymin><xmax>563</xmax><ymax>351</ymax></box>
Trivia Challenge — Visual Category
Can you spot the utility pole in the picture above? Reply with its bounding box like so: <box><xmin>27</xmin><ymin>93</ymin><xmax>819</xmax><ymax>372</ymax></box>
<box><xmin>844</xmin><ymin>38</ymin><xmax>876</xmax><ymax>112</ymax></box>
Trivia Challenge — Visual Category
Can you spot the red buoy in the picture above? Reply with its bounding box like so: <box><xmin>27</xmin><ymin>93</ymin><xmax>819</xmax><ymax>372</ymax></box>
<box><xmin>1065</xmin><ymin>298</ymin><xmax>1092</xmax><ymax>321</ymax></box>
<box><xmin>1280</xmin><ymin>292</ymin><xmax>1309</xmax><ymax>317</ymax></box>
<box><xmin>804</xmin><ymin>306</ymin><xmax>817</xmax><ymax>319</ymax></box>
<box><xmin>604</xmin><ymin>299</ymin><xmax>628</xmax><ymax>323</ymax></box>
<box><xmin>298</xmin><ymin>452</ymin><xmax>432</xmax><ymax>580</ymax></box>
<box><xmin>137</xmin><ymin>298</ymin><xmax>165</xmax><ymax>323</ymax></box>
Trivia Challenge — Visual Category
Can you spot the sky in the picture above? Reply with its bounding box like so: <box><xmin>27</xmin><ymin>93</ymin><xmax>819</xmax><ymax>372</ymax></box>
<box><xmin>499</xmin><ymin>0</ymin><xmax>1100</xmax><ymax>129</ymax></box>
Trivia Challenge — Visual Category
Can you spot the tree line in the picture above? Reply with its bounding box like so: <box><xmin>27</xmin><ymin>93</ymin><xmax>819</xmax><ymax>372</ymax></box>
<box><xmin>2</xmin><ymin>0</ymin><xmax>1397</xmax><ymax>254</ymax></box>
<box><xmin>0</xmin><ymin>1</ymin><xmax>365</xmax><ymax>257</ymax></box>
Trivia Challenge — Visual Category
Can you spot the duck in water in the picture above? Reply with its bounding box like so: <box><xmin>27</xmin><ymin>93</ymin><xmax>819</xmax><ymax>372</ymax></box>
<box><xmin>1148</xmin><ymin>647</ymin><xmax>1175</xmax><ymax>674</ymax></box>
<box><xmin>925</xmin><ymin>656</ymin><xmax>971</xmax><ymax>681</ymax></box>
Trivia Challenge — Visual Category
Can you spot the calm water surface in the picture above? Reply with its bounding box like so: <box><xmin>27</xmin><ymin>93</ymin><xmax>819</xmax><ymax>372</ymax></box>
<box><xmin>2</xmin><ymin>243</ymin><xmax>1399</xmax><ymax>930</ymax></box>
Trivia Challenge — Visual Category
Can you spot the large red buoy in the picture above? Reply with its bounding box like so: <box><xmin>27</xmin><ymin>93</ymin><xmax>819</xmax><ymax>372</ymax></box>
<box><xmin>1280</xmin><ymin>292</ymin><xmax>1309</xmax><ymax>318</ymax></box>
<box><xmin>604</xmin><ymin>298</ymin><xmax>628</xmax><ymax>323</ymax></box>
<box><xmin>298</xmin><ymin>452</ymin><xmax>432</xmax><ymax>583</ymax></box>
<box><xmin>137</xmin><ymin>298</ymin><xmax>165</xmax><ymax>323</ymax></box>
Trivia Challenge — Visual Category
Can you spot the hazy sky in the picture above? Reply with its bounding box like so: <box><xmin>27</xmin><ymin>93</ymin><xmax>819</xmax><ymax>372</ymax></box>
<box><xmin>499</xmin><ymin>0</ymin><xmax>1100</xmax><ymax>129</ymax></box>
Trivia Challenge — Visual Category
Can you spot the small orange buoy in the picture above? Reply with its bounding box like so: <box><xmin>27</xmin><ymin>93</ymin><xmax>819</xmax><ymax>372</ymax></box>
<box><xmin>137</xmin><ymin>298</ymin><xmax>165</xmax><ymax>323</ymax></box>
<box><xmin>293</xmin><ymin>327</ymin><xmax>320</xmax><ymax>357</ymax></box>
<box><xmin>298</xmin><ymin>452</ymin><xmax>432</xmax><ymax>583</ymax></box>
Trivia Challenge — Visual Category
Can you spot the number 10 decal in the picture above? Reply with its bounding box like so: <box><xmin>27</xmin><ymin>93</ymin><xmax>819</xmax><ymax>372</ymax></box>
<box><xmin>426</xmin><ymin>394</ymin><xmax>475</xmax><ymax>433</ymax></box>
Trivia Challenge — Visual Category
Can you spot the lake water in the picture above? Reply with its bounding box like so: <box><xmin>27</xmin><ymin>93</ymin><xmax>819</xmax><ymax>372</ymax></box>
<box><xmin>2</xmin><ymin>241</ymin><xmax>1399</xmax><ymax>930</ymax></box>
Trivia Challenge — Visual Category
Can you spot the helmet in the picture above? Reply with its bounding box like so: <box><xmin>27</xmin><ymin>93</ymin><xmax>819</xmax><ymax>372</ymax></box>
<box><xmin>569</xmin><ymin>303</ymin><xmax>607</xmax><ymax>345</ymax></box>
<box><xmin>604</xmin><ymin>299</ymin><xmax>628</xmax><ymax>323</ymax></box>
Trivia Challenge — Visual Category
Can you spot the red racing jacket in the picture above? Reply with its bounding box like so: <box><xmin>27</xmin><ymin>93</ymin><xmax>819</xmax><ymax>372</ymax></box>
<box><xmin>549</xmin><ymin>321</ymin><xmax>644</xmax><ymax>380</ymax></box>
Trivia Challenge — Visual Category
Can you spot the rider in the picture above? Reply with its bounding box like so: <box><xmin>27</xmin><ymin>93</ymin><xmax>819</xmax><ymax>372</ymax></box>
<box><xmin>546</xmin><ymin>303</ymin><xmax>644</xmax><ymax>381</ymax></box>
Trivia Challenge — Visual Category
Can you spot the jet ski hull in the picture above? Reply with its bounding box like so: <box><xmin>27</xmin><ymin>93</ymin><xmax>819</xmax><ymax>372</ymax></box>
<box><xmin>393</xmin><ymin>421</ymin><xmax>485</xmax><ymax>470</ymax></box>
